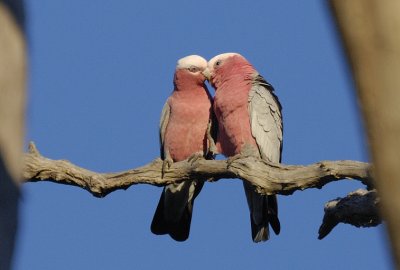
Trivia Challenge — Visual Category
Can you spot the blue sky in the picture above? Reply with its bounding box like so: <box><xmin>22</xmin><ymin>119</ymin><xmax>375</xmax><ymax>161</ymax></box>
<box><xmin>15</xmin><ymin>1</ymin><xmax>392</xmax><ymax>269</ymax></box>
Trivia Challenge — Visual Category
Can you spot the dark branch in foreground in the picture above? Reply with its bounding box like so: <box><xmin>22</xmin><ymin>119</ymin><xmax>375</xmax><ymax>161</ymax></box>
<box><xmin>318</xmin><ymin>189</ymin><xmax>381</xmax><ymax>239</ymax></box>
<box><xmin>23</xmin><ymin>142</ymin><xmax>372</xmax><ymax>197</ymax></box>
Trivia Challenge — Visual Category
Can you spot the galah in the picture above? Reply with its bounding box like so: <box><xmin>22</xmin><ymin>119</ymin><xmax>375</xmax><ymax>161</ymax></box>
<box><xmin>151</xmin><ymin>55</ymin><xmax>215</xmax><ymax>241</ymax></box>
<box><xmin>205</xmin><ymin>53</ymin><xmax>282</xmax><ymax>242</ymax></box>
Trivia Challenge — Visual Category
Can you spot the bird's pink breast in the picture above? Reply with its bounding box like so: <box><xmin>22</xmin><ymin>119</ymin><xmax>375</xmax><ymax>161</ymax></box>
<box><xmin>214</xmin><ymin>78</ymin><xmax>257</xmax><ymax>157</ymax></box>
<box><xmin>164</xmin><ymin>88</ymin><xmax>211</xmax><ymax>161</ymax></box>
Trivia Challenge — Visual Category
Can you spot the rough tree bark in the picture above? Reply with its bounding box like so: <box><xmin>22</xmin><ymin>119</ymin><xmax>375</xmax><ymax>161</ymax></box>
<box><xmin>0</xmin><ymin>1</ymin><xmax>26</xmax><ymax>269</ymax></box>
<box><xmin>330</xmin><ymin>0</ymin><xmax>400</xmax><ymax>267</ymax></box>
<box><xmin>23</xmin><ymin>142</ymin><xmax>377</xmax><ymax>238</ymax></box>
<box><xmin>318</xmin><ymin>189</ymin><xmax>380</xmax><ymax>239</ymax></box>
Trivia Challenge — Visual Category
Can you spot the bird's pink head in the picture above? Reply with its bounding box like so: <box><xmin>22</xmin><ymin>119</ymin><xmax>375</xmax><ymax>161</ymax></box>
<box><xmin>174</xmin><ymin>55</ymin><xmax>208</xmax><ymax>90</ymax></box>
<box><xmin>204</xmin><ymin>53</ymin><xmax>255</xmax><ymax>89</ymax></box>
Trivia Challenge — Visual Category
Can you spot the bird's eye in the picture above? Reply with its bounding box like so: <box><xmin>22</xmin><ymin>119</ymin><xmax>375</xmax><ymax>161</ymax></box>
<box><xmin>214</xmin><ymin>60</ymin><xmax>222</xmax><ymax>68</ymax></box>
<box><xmin>188</xmin><ymin>66</ymin><xmax>199</xmax><ymax>73</ymax></box>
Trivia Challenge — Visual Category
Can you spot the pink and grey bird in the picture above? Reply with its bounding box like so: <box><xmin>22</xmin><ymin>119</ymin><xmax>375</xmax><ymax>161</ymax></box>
<box><xmin>151</xmin><ymin>55</ymin><xmax>214</xmax><ymax>241</ymax></box>
<box><xmin>205</xmin><ymin>53</ymin><xmax>282</xmax><ymax>242</ymax></box>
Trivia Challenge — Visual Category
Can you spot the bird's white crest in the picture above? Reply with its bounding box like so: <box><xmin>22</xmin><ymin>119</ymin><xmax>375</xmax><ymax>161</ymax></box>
<box><xmin>207</xmin><ymin>52</ymin><xmax>243</xmax><ymax>71</ymax></box>
<box><xmin>176</xmin><ymin>55</ymin><xmax>207</xmax><ymax>70</ymax></box>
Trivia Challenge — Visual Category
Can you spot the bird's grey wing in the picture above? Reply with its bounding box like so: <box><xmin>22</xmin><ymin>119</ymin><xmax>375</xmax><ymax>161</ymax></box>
<box><xmin>152</xmin><ymin>98</ymin><xmax>204</xmax><ymax>241</ymax></box>
<box><xmin>248</xmin><ymin>75</ymin><xmax>283</xmax><ymax>163</ymax></box>
<box><xmin>246</xmin><ymin>74</ymin><xmax>282</xmax><ymax>241</ymax></box>
<box><xmin>159</xmin><ymin>100</ymin><xmax>171</xmax><ymax>160</ymax></box>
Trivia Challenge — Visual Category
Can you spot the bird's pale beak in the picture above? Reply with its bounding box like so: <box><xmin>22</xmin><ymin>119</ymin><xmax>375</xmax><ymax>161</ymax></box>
<box><xmin>202</xmin><ymin>68</ymin><xmax>211</xmax><ymax>81</ymax></box>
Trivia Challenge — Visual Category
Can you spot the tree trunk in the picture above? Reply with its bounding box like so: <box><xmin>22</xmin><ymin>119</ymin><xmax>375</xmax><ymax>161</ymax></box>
<box><xmin>330</xmin><ymin>0</ymin><xmax>400</xmax><ymax>267</ymax></box>
<box><xmin>0</xmin><ymin>1</ymin><xmax>26</xmax><ymax>269</ymax></box>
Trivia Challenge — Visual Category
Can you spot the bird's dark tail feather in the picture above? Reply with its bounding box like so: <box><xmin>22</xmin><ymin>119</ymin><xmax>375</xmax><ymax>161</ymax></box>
<box><xmin>151</xmin><ymin>180</ymin><xmax>204</xmax><ymax>242</ymax></box>
<box><xmin>268</xmin><ymin>195</ymin><xmax>281</xmax><ymax>235</ymax></box>
<box><xmin>251</xmin><ymin>219</ymin><xmax>270</xmax><ymax>243</ymax></box>
<box><xmin>150</xmin><ymin>193</ymin><xmax>192</xmax><ymax>241</ymax></box>
<box><xmin>151</xmin><ymin>189</ymin><xmax>169</xmax><ymax>235</ymax></box>
<box><xmin>250</xmin><ymin>194</ymin><xmax>280</xmax><ymax>243</ymax></box>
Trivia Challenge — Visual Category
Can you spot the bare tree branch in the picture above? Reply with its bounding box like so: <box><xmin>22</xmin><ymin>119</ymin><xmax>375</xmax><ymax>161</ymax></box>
<box><xmin>24</xmin><ymin>142</ymin><xmax>372</xmax><ymax>198</ymax></box>
<box><xmin>23</xmin><ymin>142</ymin><xmax>379</xmax><ymax>238</ymax></box>
<box><xmin>318</xmin><ymin>189</ymin><xmax>380</xmax><ymax>240</ymax></box>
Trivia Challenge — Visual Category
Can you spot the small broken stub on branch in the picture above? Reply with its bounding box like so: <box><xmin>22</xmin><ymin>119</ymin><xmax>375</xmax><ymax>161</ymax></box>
<box><xmin>318</xmin><ymin>189</ymin><xmax>381</xmax><ymax>239</ymax></box>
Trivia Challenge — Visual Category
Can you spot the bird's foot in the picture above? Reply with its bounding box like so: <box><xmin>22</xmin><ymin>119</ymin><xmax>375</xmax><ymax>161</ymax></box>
<box><xmin>228</xmin><ymin>145</ymin><xmax>258</xmax><ymax>164</ymax></box>
<box><xmin>227</xmin><ymin>154</ymin><xmax>243</xmax><ymax>164</ymax></box>
<box><xmin>162</xmin><ymin>157</ymin><xmax>173</xmax><ymax>178</ymax></box>
<box><xmin>208</xmin><ymin>143</ymin><xmax>219</xmax><ymax>157</ymax></box>
<box><xmin>188</xmin><ymin>152</ymin><xmax>205</xmax><ymax>166</ymax></box>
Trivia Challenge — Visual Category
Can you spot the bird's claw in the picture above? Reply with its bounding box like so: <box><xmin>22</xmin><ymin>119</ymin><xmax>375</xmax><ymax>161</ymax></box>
<box><xmin>162</xmin><ymin>158</ymin><xmax>173</xmax><ymax>178</ymax></box>
<box><xmin>188</xmin><ymin>152</ymin><xmax>205</xmax><ymax>165</ymax></box>
<box><xmin>209</xmin><ymin>143</ymin><xmax>219</xmax><ymax>156</ymax></box>
<box><xmin>227</xmin><ymin>154</ymin><xmax>242</xmax><ymax>164</ymax></box>
<box><xmin>227</xmin><ymin>146</ymin><xmax>258</xmax><ymax>165</ymax></box>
